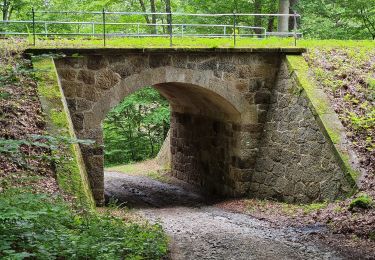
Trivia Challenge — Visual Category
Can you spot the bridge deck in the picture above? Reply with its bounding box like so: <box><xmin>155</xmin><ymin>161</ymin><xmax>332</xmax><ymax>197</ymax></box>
<box><xmin>26</xmin><ymin>47</ymin><xmax>306</xmax><ymax>56</ymax></box>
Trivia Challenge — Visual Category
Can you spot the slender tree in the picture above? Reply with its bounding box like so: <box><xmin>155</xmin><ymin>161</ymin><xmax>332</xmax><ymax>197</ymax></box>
<box><xmin>253</xmin><ymin>0</ymin><xmax>262</xmax><ymax>36</ymax></box>
<box><xmin>278</xmin><ymin>0</ymin><xmax>290</xmax><ymax>33</ymax></box>
<box><xmin>164</xmin><ymin>0</ymin><xmax>172</xmax><ymax>36</ymax></box>
<box><xmin>150</xmin><ymin>0</ymin><xmax>157</xmax><ymax>34</ymax></box>
<box><xmin>1</xmin><ymin>0</ymin><xmax>25</xmax><ymax>21</ymax></box>
<box><xmin>138</xmin><ymin>0</ymin><xmax>151</xmax><ymax>24</ymax></box>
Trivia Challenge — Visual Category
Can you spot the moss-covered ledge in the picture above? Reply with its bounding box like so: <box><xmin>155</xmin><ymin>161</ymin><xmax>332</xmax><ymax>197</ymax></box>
<box><xmin>286</xmin><ymin>55</ymin><xmax>361</xmax><ymax>188</ymax></box>
<box><xmin>32</xmin><ymin>57</ymin><xmax>95</xmax><ymax>210</ymax></box>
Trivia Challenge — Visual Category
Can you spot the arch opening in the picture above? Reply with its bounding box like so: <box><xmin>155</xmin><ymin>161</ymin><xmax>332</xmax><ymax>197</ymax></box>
<box><xmin>103</xmin><ymin>82</ymin><xmax>242</xmax><ymax>202</ymax></box>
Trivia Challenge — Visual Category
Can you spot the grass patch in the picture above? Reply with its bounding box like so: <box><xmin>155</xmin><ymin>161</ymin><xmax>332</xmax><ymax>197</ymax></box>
<box><xmin>106</xmin><ymin>159</ymin><xmax>172</xmax><ymax>183</ymax></box>
<box><xmin>0</xmin><ymin>188</ymin><xmax>168</xmax><ymax>259</ymax></box>
<box><xmin>108</xmin><ymin>163</ymin><xmax>136</xmax><ymax>173</ymax></box>
<box><xmin>2</xmin><ymin>37</ymin><xmax>375</xmax><ymax>49</ymax></box>
<box><xmin>246</xmin><ymin>199</ymin><xmax>328</xmax><ymax>217</ymax></box>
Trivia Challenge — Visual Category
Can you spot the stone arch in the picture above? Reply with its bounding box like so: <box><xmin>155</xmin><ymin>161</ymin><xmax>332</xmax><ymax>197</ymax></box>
<box><xmin>54</xmin><ymin>52</ymin><xmax>281</xmax><ymax>205</ymax></box>
<box><xmin>87</xmin><ymin>66</ymin><xmax>255</xmax><ymax>128</ymax></box>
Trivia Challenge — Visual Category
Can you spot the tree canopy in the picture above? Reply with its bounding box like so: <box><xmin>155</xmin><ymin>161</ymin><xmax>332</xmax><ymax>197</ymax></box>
<box><xmin>1</xmin><ymin>0</ymin><xmax>375</xmax><ymax>39</ymax></box>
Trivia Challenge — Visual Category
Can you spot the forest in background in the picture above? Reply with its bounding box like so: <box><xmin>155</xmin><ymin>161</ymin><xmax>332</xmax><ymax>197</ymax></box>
<box><xmin>104</xmin><ymin>87</ymin><xmax>170</xmax><ymax>166</ymax></box>
<box><xmin>0</xmin><ymin>0</ymin><xmax>374</xmax><ymax>39</ymax></box>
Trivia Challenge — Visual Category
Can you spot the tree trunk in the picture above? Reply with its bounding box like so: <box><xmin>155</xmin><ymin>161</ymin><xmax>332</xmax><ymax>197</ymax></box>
<box><xmin>138</xmin><ymin>0</ymin><xmax>151</xmax><ymax>24</ymax></box>
<box><xmin>253</xmin><ymin>0</ymin><xmax>262</xmax><ymax>37</ymax></box>
<box><xmin>267</xmin><ymin>17</ymin><xmax>275</xmax><ymax>32</ymax></box>
<box><xmin>150</xmin><ymin>0</ymin><xmax>157</xmax><ymax>34</ymax></box>
<box><xmin>164</xmin><ymin>0</ymin><xmax>172</xmax><ymax>36</ymax></box>
<box><xmin>278</xmin><ymin>0</ymin><xmax>290</xmax><ymax>33</ymax></box>
<box><xmin>2</xmin><ymin>0</ymin><xmax>9</xmax><ymax>21</ymax></box>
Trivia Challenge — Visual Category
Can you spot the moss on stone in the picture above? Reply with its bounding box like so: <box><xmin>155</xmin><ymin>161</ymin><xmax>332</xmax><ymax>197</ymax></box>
<box><xmin>325</xmin><ymin>127</ymin><xmax>341</xmax><ymax>145</ymax></box>
<box><xmin>286</xmin><ymin>55</ymin><xmax>359</xmax><ymax>186</ymax></box>
<box><xmin>33</xmin><ymin>57</ymin><xmax>95</xmax><ymax>210</ymax></box>
<box><xmin>349</xmin><ymin>194</ymin><xmax>373</xmax><ymax>211</ymax></box>
<box><xmin>50</xmin><ymin>109</ymin><xmax>69</xmax><ymax>129</ymax></box>
<box><xmin>342</xmin><ymin>153</ymin><xmax>360</xmax><ymax>181</ymax></box>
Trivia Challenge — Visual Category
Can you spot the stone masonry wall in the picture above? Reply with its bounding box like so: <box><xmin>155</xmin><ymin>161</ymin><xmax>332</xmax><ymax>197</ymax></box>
<box><xmin>171</xmin><ymin>112</ymin><xmax>233</xmax><ymax>196</ymax></box>
<box><xmin>250</xmin><ymin>59</ymin><xmax>353</xmax><ymax>203</ymax></box>
<box><xmin>53</xmin><ymin>51</ymin><xmax>280</xmax><ymax>204</ymax></box>
<box><xmin>51</xmin><ymin>50</ymin><xmax>354</xmax><ymax>205</ymax></box>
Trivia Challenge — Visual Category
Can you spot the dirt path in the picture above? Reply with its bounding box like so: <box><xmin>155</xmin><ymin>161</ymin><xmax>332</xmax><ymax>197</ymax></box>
<box><xmin>105</xmin><ymin>171</ymin><xmax>346</xmax><ymax>260</ymax></box>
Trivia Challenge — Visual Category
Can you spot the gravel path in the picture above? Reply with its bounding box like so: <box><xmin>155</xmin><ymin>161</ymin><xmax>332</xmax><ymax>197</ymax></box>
<box><xmin>105</xmin><ymin>171</ymin><xmax>345</xmax><ymax>260</ymax></box>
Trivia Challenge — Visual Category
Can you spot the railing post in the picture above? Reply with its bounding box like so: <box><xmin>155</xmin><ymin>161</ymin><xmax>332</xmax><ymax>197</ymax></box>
<box><xmin>181</xmin><ymin>25</ymin><xmax>184</xmax><ymax>37</ymax></box>
<box><xmin>137</xmin><ymin>23</ymin><xmax>140</xmax><ymax>38</ymax></box>
<box><xmin>233</xmin><ymin>12</ymin><xmax>237</xmax><ymax>47</ymax></box>
<box><xmin>44</xmin><ymin>22</ymin><xmax>48</xmax><ymax>37</ymax></box>
<box><xmin>32</xmin><ymin>8</ymin><xmax>36</xmax><ymax>46</ymax></box>
<box><xmin>224</xmin><ymin>26</ymin><xmax>226</xmax><ymax>37</ymax></box>
<box><xmin>102</xmin><ymin>8</ymin><xmax>106</xmax><ymax>47</ymax></box>
<box><xmin>293</xmin><ymin>11</ymin><xmax>298</xmax><ymax>47</ymax></box>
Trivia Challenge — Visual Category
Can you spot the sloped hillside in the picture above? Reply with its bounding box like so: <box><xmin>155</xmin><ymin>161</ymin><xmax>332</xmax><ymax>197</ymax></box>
<box><xmin>0</xmin><ymin>41</ymin><xmax>168</xmax><ymax>259</ymax></box>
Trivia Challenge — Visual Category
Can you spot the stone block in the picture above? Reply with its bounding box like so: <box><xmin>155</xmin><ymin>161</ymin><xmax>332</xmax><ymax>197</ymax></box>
<box><xmin>58</xmin><ymin>69</ymin><xmax>77</xmax><ymax>81</ymax></box>
<box><xmin>149</xmin><ymin>54</ymin><xmax>172</xmax><ymax>68</ymax></box>
<box><xmin>306</xmin><ymin>183</ymin><xmax>320</xmax><ymax>199</ymax></box>
<box><xmin>72</xmin><ymin>113</ymin><xmax>84</xmax><ymax>131</ymax></box>
<box><xmin>197</xmin><ymin>59</ymin><xmax>217</xmax><ymax>70</ymax></box>
<box><xmin>77</xmin><ymin>70</ymin><xmax>96</xmax><ymax>84</ymax></box>
<box><xmin>172</xmin><ymin>55</ymin><xmax>188</xmax><ymax>68</ymax></box>
<box><xmin>87</xmin><ymin>56</ymin><xmax>108</xmax><ymax>70</ymax></box>
<box><xmin>65</xmin><ymin>98</ymin><xmax>76</xmax><ymax>112</ymax></box>
<box><xmin>60</xmin><ymin>80</ymin><xmax>80</xmax><ymax>98</ymax></box>
<box><xmin>95</xmin><ymin>69</ymin><xmax>120</xmax><ymax>90</ymax></box>
<box><xmin>218</xmin><ymin>62</ymin><xmax>236</xmax><ymax>73</ymax></box>
<box><xmin>76</xmin><ymin>98</ymin><xmax>93</xmax><ymax>112</ymax></box>
<box><xmin>254</xmin><ymin>91</ymin><xmax>271</xmax><ymax>104</ymax></box>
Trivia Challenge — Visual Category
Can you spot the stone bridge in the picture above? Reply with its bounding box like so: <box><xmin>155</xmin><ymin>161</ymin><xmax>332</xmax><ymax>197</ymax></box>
<box><xmin>42</xmin><ymin>48</ymin><xmax>355</xmax><ymax>205</ymax></box>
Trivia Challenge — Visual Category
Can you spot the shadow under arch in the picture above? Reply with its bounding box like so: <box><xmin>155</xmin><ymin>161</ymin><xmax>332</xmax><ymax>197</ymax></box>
<box><xmin>104</xmin><ymin>82</ymin><xmax>246</xmax><ymax>208</ymax></box>
<box><xmin>102</xmin><ymin>81</ymin><xmax>244</xmax><ymax>201</ymax></box>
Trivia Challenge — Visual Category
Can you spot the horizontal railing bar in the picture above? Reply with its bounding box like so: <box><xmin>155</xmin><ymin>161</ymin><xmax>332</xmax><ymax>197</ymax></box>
<box><xmin>0</xmin><ymin>20</ymin><xmax>266</xmax><ymax>29</ymax></box>
<box><xmin>30</xmin><ymin>10</ymin><xmax>301</xmax><ymax>17</ymax></box>
<box><xmin>0</xmin><ymin>20</ymin><xmax>266</xmax><ymax>31</ymax></box>
<box><xmin>0</xmin><ymin>32</ymin><xmax>268</xmax><ymax>37</ymax></box>
<box><xmin>32</xmin><ymin>11</ymin><xmax>102</xmax><ymax>15</ymax></box>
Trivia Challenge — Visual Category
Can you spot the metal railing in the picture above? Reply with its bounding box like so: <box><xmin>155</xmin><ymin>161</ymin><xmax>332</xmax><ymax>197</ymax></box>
<box><xmin>0</xmin><ymin>10</ymin><xmax>302</xmax><ymax>47</ymax></box>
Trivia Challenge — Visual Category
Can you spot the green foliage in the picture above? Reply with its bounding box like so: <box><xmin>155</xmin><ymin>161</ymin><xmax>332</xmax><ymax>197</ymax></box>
<box><xmin>0</xmin><ymin>189</ymin><xmax>168</xmax><ymax>259</ymax></box>
<box><xmin>0</xmin><ymin>134</ymin><xmax>94</xmax><ymax>168</ymax></box>
<box><xmin>296</xmin><ymin>0</ymin><xmax>375</xmax><ymax>40</ymax></box>
<box><xmin>3</xmin><ymin>0</ymin><xmax>375</xmax><ymax>40</ymax></box>
<box><xmin>104</xmin><ymin>87</ymin><xmax>170</xmax><ymax>166</ymax></box>
<box><xmin>349</xmin><ymin>194</ymin><xmax>374</xmax><ymax>211</ymax></box>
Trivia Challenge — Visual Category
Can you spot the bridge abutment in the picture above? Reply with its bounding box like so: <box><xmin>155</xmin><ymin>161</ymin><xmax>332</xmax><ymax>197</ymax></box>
<box><xmin>49</xmin><ymin>49</ymin><xmax>355</xmax><ymax>206</ymax></box>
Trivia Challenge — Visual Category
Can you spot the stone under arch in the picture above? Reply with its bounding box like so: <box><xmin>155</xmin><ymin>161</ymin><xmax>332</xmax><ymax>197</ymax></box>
<box><xmin>53</xmin><ymin>49</ymin><xmax>354</xmax><ymax>206</ymax></box>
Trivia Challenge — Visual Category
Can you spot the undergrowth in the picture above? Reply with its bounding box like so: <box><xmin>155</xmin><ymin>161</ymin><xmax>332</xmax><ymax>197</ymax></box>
<box><xmin>305</xmin><ymin>47</ymin><xmax>375</xmax><ymax>176</ymax></box>
<box><xmin>0</xmin><ymin>188</ymin><xmax>168</xmax><ymax>259</ymax></box>
<box><xmin>0</xmin><ymin>40</ymin><xmax>168</xmax><ymax>259</ymax></box>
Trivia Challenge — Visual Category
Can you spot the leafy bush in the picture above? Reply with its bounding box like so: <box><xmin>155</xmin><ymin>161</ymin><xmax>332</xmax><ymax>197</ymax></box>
<box><xmin>0</xmin><ymin>189</ymin><xmax>168</xmax><ymax>259</ymax></box>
